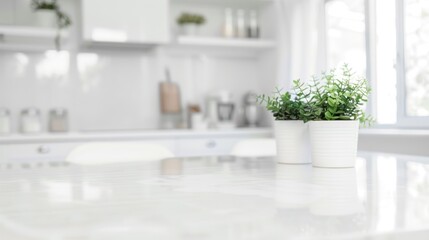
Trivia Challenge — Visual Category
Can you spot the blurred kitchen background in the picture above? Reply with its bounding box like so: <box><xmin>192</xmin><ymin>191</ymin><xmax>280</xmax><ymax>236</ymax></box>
<box><xmin>0</xmin><ymin>0</ymin><xmax>281</xmax><ymax>132</ymax></box>
<box><xmin>1</xmin><ymin>0</ymin><xmax>429</xmax><ymax>158</ymax></box>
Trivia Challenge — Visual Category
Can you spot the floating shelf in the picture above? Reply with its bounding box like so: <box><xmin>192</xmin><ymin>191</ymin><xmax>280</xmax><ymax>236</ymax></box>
<box><xmin>0</xmin><ymin>26</ymin><xmax>68</xmax><ymax>38</ymax></box>
<box><xmin>171</xmin><ymin>0</ymin><xmax>273</xmax><ymax>7</ymax></box>
<box><xmin>176</xmin><ymin>36</ymin><xmax>276</xmax><ymax>49</ymax></box>
<box><xmin>166</xmin><ymin>36</ymin><xmax>276</xmax><ymax>58</ymax></box>
<box><xmin>0</xmin><ymin>25</ymin><xmax>68</xmax><ymax>51</ymax></box>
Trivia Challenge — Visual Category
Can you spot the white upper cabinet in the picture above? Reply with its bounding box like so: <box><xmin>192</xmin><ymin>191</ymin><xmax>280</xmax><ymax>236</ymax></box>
<box><xmin>82</xmin><ymin>0</ymin><xmax>170</xmax><ymax>45</ymax></box>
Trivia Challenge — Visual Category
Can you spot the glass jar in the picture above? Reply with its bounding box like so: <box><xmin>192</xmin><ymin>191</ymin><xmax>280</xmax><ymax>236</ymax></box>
<box><xmin>49</xmin><ymin>108</ymin><xmax>68</xmax><ymax>132</ymax></box>
<box><xmin>0</xmin><ymin>108</ymin><xmax>11</xmax><ymax>134</ymax></box>
<box><xmin>20</xmin><ymin>108</ymin><xmax>42</xmax><ymax>134</ymax></box>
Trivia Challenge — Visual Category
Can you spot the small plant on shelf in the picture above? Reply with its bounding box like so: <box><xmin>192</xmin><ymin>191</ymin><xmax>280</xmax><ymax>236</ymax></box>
<box><xmin>31</xmin><ymin>0</ymin><xmax>72</xmax><ymax>50</ymax></box>
<box><xmin>177</xmin><ymin>13</ymin><xmax>206</xmax><ymax>26</ymax></box>
<box><xmin>177</xmin><ymin>13</ymin><xmax>206</xmax><ymax>36</ymax></box>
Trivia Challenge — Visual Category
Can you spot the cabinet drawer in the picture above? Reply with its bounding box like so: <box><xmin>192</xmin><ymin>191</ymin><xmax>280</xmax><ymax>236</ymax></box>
<box><xmin>0</xmin><ymin>143</ymin><xmax>80</xmax><ymax>162</ymax></box>
<box><xmin>177</xmin><ymin>137</ymin><xmax>245</xmax><ymax>157</ymax></box>
<box><xmin>0</xmin><ymin>140</ymin><xmax>178</xmax><ymax>162</ymax></box>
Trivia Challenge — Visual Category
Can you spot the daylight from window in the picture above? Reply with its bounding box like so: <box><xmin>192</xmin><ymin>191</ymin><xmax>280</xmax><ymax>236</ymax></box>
<box><xmin>375</xmin><ymin>0</ymin><xmax>397</xmax><ymax>124</ymax></box>
<box><xmin>325</xmin><ymin>0</ymin><xmax>366</xmax><ymax>75</ymax></box>
<box><xmin>326</xmin><ymin>0</ymin><xmax>429</xmax><ymax>126</ymax></box>
<box><xmin>405</xmin><ymin>0</ymin><xmax>429</xmax><ymax>117</ymax></box>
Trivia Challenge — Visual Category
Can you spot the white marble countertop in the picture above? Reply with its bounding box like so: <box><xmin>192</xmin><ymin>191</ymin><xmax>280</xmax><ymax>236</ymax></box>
<box><xmin>0</xmin><ymin>152</ymin><xmax>429</xmax><ymax>239</ymax></box>
<box><xmin>0</xmin><ymin>128</ymin><xmax>273</xmax><ymax>144</ymax></box>
<box><xmin>2</xmin><ymin>128</ymin><xmax>429</xmax><ymax>145</ymax></box>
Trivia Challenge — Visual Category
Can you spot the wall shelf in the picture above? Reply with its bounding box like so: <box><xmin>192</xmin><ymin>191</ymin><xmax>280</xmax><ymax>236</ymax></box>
<box><xmin>166</xmin><ymin>36</ymin><xmax>276</xmax><ymax>58</ymax></box>
<box><xmin>171</xmin><ymin>0</ymin><xmax>274</xmax><ymax>7</ymax></box>
<box><xmin>176</xmin><ymin>36</ymin><xmax>275</xmax><ymax>49</ymax></box>
<box><xmin>0</xmin><ymin>25</ymin><xmax>68</xmax><ymax>51</ymax></box>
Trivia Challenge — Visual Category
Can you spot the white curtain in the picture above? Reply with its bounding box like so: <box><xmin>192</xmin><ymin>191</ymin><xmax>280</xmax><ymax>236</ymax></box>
<box><xmin>276</xmin><ymin>0</ymin><xmax>326</xmax><ymax>88</ymax></box>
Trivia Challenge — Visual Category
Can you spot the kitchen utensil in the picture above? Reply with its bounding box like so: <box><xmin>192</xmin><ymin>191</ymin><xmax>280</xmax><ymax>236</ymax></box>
<box><xmin>20</xmin><ymin>107</ymin><xmax>42</xmax><ymax>134</ymax></box>
<box><xmin>247</xmin><ymin>10</ymin><xmax>260</xmax><ymax>38</ymax></box>
<box><xmin>49</xmin><ymin>108</ymin><xmax>68</xmax><ymax>132</ymax></box>
<box><xmin>187</xmin><ymin>104</ymin><xmax>207</xmax><ymax>129</ymax></box>
<box><xmin>223</xmin><ymin>8</ymin><xmax>235</xmax><ymax>38</ymax></box>
<box><xmin>218</xmin><ymin>102</ymin><xmax>235</xmax><ymax>122</ymax></box>
<box><xmin>236</xmin><ymin>9</ymin><xmax>246</xmax><ymax>38</ymax></box>
<box><xmin>206</xmin><ymin>96</ymin><xmax>219</xmax><ymax>128</ymax></box>
<box><xmin>159</xmin><ymin>68</ymin><xmax>181</xmax><ymax>114</ymax></box>
<box><xmin>243</xmin><ymin>91</ymin><xmax>259</xmax><ymax>127</ymax></box>
<box><xmin>217</xmin><ymin>91</ymin><xmax>236</xmax><ymax>129</ymax></box>
<box><xmin>0</xmin><ymin>108</ymin><xmax>11</xmax><ymax>134</ymax></box>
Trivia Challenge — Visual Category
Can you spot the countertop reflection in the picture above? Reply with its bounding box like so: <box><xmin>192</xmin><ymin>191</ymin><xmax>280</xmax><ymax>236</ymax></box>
<box><xmin>0</xmin><ymin>153</ymin><xmax>428</xmax><ymax>239</ymax></box>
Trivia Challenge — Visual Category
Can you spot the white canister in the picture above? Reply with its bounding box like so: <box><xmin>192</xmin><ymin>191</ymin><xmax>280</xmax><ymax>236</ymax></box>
<box><xmin>274</xmin><ymin>120</ymin><xmax>311</xmax><ymax>164</ymax></box>
<box><xmin>190</xmin><ymin>113</ymin><xmax>208</xmax><ymax>130</ymax></box>
<box><xmin>236</xmin><ymin>9</ymin><xmax>246</xmax><ymax>38</ymax></box>
<box><xmin>181</xmin><ymin>24</ymin><xmax>199</xmax><ymax>36</ymax></box>
<box><xmin>20</xmin><ymin>108</ymin><xmax>42</xmax><ymax>134</ymax></box>
<box><xmin>223</xmin><ymin>8</ymin><xmax>235</xmax><ymax>38</ymax></box>
<box><xmin>35</xmin><ymin>10</ymin><xmax>56</xmax><ymax>28</ymax></box>
<box><xmin>309</xmin><ymin>120</ymin><xmax>359</xmax><ymax>168</ymax></box>
<box><xmin>0</xmin><ymin>108</ymin><xmax>11</xmax><ymax>134</ymax></box>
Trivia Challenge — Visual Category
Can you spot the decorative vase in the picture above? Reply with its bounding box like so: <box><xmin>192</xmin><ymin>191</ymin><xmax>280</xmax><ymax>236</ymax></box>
<box><xmin>274</xmin><ymin>120</ymin><xmax>311</xmax><ymax>164</ymax></box>
<box><xmin>309</xmin><ymin>120</ymin><xmax>359</xmax><ymax>168</ymax></box>
<box><xmin>181</xmin><ymin>24</ymin><xmax>199</xmax><ymax>36</ymax></box>
<box><xmin>35</xmin><ymin>10</ymin><xmax>56</xmax><ymax>28</ymax></box>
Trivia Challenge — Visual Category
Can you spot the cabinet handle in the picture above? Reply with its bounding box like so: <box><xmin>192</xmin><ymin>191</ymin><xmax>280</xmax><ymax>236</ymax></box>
<box><xmin>37</xmin><ymin>145</ymin><xmax>50</xmax><ymax>154</ymax></box>
<box><xmin>206</xmin><ymin>140</ymin><xmax>216</xmax><ymax>148</ymax></box>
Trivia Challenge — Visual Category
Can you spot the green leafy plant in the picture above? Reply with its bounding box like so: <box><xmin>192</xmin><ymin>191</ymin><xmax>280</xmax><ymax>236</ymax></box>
<box><xmin>309</xmin><ymin>64</ymin><xmax>373</xmax><ymax>125</ymax></box>
<box><xmin>177</xmin><ymin>13</ymin><xmax>206</xmax><ymax>25</ymax></box>
<box><xmin>258</xmin><ymin>64</ymin><xmax>374</xmax><ymax>126</ymax></box>
<box><xmin>31</xmin><ymin>0</ymin><xmax>72</xmax><ymax>50</ymax></box>
<box><xmin>257</xmin><ymin>83</ymin><xmax>316</xmax><ymax>122</ymax></box>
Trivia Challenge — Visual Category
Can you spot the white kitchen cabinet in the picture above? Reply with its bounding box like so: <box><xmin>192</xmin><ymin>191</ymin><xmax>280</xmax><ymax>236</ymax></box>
<box><xmin>0</xmin><ymin>143</ymin><xmax>80</xmax><ymax>162</ymax></box>
<box><xmin>177</xmin><ymin>137</ymin><xmax>245</xmax><ymax>157</ymax></box>
<box><xmin>0</xmin><ymin>138</ymin><xmax>239</xmax><ymax>161</ymax></box>
<box><xmin>81</xmin><ymin>0</ymin><xmax>170</xmax><ymax>44</ymax></box>
<box><xmin>0</xmin><ymin>129</ymin><xmax>273</xmax><ymax>161</ymax></box>
<box><xmin>0</xmin><ymin>140</ymin><xmax>177</xmax><ymax>162</ymax></box>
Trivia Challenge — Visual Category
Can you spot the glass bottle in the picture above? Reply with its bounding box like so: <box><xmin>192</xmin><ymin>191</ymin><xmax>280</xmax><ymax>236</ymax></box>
<box><xmin>223</xmin><ymin>8</ymin><xmax>235</xmax><ymax>38</ymax></box>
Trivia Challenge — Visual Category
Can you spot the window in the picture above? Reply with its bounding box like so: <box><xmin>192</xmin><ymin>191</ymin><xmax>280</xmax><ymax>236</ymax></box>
<box><xmin>325</xmin><ymin>0</ymin><xmax>366</xmax><ymax>74</ymax></box>
<box><xmin>325</xmin><ymin>0</ymin><xmax>429</xmax><ymax>127</ymax></box>
<box><xmin>404</xmin><ymin>0</ymin><xmax>429</xmax><ymax>117</ymax></box>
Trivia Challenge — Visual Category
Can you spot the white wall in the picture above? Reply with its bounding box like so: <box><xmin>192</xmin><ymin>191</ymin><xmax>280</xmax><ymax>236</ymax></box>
<box><xmin>0</xmin><ymin>0</ymin><xmax>275</xmax><ymax>132</ymax></box>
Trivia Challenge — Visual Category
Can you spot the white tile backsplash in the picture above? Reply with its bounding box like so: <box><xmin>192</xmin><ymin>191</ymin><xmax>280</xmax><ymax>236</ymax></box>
<box><xmin>0</xmin><ymin>0</ymin><xmax>274</xmax><ymax>132</ymax></box>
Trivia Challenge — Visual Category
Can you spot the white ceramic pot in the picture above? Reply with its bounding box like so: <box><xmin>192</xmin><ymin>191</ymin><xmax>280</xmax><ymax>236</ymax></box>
<box><xmin>35</xmin><ymin>10</ymin><xmax>56</xmax><ymax>28</ymax></box>
<box><xmin>181</xmin><ymin>24</ymin><xmax>199</xmax><ymax>36</ymax></box>
<box><xmin>309</xmin><ymin>120</ymin><xmax>359</xmax><ymax>168</ymax></box>
<box><xmin>274</xmin><ymin>120</ymin><xmax>311</xmax><ymax>164</ymax></box>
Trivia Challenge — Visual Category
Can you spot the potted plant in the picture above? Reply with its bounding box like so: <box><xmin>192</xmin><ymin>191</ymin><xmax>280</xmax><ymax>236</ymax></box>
<box><xmin>306</xmin><ymin>64</ymin><xmax>372</xmax><ymax>168</ymax></box>
<box><xmin>31</xmin><ymin>0</ymin><xmax>72</xmax><ymax>50</ymax></box>
<box><xmin>177</xmin><ymin>13</ymin><xmax>206</xmax><ymax>36</ymax></box>
<box><xmin>258</xmin><ymin>83</ymin><xmax>314</xmax><ymax>164</ymax></box>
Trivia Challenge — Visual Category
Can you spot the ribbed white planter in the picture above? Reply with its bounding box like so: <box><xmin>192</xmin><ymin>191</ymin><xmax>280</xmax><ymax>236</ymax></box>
<box><xmin>274</xmin><ymin>120</ymin><xmax>311</xmax><ymax>164</ymax></box>
<box><xmin>309</xmin><ymin>120</ymin><xmax>359</xmax><ymax>168</ymax></box>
